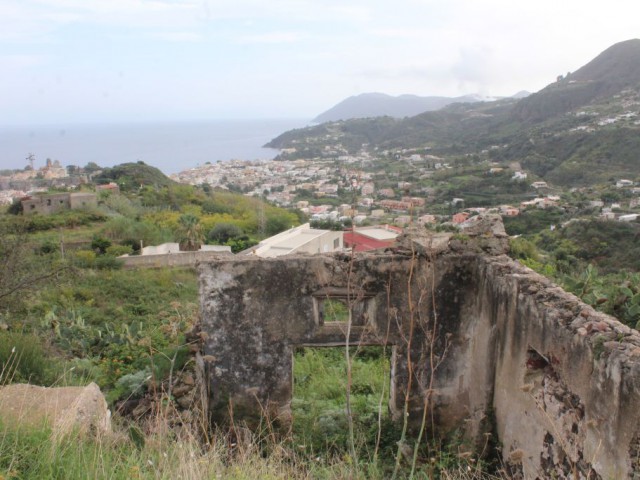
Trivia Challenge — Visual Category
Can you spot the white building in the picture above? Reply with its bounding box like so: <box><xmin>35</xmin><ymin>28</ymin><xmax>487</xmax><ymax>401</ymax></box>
<box><xmin>245</xmin><ymin>223</ymin><xmax>343</xmax><ymax>258</ymax></box>
<box><xmin>616</xmin><ymin>179</ymin><xmax>634</xmax><ymax>188</ymax></box>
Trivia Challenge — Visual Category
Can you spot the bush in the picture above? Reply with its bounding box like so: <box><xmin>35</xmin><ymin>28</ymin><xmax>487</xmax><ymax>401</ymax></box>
<box><xmin>0</xmin><ymin>332</ymin><xmax>57</xmax><ymax>385</ymax></box>
<box><xmin>71</xmin><ymin>250</ymin><xmax>97</xmax><ymax>268</ymax></box>
<box><xmin>95</xmin><ymin>255</ymin><xmax>123</xmax><ymax>270</ymax></box>
<box><xmin>105</xmin><ymin>245</ymin><xmax>133</xmax><ymax>257</ymax></box>
<box><xmin>91</xmin><ymin>235</ymin><xmax>112</xmax><ymax>254</ymax></box>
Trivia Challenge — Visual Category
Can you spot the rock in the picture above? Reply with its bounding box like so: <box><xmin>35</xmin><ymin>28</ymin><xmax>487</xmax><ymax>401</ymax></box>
<box><xmin>0</xmin><ymin>382</ymin><xmax>111</xmax><ymax>437</ymax></box>
<box><xmin>182</xmin><ymin>374</ymin><xmax>195</xmax><ymax>386</ymax></box>
<box><xmin>176</xmin><ymin>391</ymin><xmax>196</xmax><ymax>409</ymax></box>
<box><xmin>459</xmin><ymin>213</ymin><xmax>508</xmax><ymax>237</ymax></box>
<box><xmin>172</xmin><ymin>384</ymin><xmax>192</xmax><ymax>398</ymax></box>
<box><xmin>131</xmin><ymin>398</ymin><xmax>152</xmax><ymax>418</ymax></box>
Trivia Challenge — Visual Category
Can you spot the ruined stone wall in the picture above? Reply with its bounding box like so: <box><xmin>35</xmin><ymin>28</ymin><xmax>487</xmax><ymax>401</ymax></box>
<box><xmin>198</xmin><ymin>225</ymin><xmax>640</xmax><ymax>478</ymax></box>
<box><xmin>476</xmin><ymin>254</ymin><xmax>640</xmax><ymax>479</ymax></box>
<box><xmin>198</xmin><ymin>253</ymin><xmax>437</xmax><ymax>425</ymax></box>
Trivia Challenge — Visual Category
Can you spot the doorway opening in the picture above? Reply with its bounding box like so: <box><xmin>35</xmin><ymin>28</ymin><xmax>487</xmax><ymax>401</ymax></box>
<box><xmin>291</xmin><ymin>345</ymin><xmax>394</xmax><ymax>458</ymax></box>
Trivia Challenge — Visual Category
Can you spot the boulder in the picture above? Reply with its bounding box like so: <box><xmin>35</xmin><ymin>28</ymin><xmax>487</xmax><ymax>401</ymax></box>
<box><xmin>0</xmin><ymin>382</ymin><xmax>111</xmax><ymax>436</ymax></box>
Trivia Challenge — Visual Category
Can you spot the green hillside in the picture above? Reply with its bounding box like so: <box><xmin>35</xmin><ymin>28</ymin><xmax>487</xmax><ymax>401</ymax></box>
<box><xmin>93</xmin><ymin>161</ymin><xmax>175</xmax><ymax>191</ymax></box>
<box><xmin>269</xmin><ymin>39</ymin><xmax>640</xmax><ymax>187</ymax></box>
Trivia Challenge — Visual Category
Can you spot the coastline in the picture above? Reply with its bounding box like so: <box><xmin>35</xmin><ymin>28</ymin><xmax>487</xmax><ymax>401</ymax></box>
<box><xmin>0</xmin><ymin>119</ymin><xmax>308</xmax><ymax>175</ymax></box>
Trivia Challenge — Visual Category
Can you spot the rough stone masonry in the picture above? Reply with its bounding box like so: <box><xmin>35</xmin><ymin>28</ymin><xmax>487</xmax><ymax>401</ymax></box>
<box><xmin>198</xmin><ymin>215</ymin><xmax>640</xmax><ymax>479</ymax></box>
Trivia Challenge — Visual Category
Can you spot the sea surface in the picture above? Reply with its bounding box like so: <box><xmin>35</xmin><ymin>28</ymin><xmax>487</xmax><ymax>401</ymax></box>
<box><xmin>0</xmin><ymin>119</ymin><xmax>307</xmax><ymax>175</ymax></box>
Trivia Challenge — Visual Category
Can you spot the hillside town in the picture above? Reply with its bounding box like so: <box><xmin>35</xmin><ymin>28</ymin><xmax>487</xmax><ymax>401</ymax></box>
<box><xmin>2</xmin><ymin>149</ymin><xmax>640</xmax><ymax>229</ymax></box>
<box><xmin>168</xmin><ymin>153</ymin><xmax>640</xmax><ymax>227</ymax></box>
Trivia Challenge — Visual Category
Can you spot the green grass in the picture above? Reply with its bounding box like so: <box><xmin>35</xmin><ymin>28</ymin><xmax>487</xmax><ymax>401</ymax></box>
<box><xmin>292</xmin><ymin>347</ymin><xmax>393</xmax><ymax>459</ymax></box>
<box><xmin>7</xmin><ymin>267</ymin><xmax>199</xmax><ymax>401</ymax></box>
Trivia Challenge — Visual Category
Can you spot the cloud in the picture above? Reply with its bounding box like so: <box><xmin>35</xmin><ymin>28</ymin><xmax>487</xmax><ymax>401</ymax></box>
<box><xmin>1</xmin><ymin>54</ymin><xmax>47</xmax><ymax>70</ymax></box>
<box><xmin>148</xmin><ymin>31</ymin><xmax>204</xmax><ymax>43</ymax></box>
<box><xmin>234</xmin><ymin>31</ymin><xmax>306</xmax><ymax>45</ymax></box>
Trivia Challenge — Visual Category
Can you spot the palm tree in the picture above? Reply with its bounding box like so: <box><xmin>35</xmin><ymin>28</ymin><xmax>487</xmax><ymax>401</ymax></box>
<box><xmin>176</xmin><ymin>214</ymin><xmax>204</xmax><ymax>252</ymax></box>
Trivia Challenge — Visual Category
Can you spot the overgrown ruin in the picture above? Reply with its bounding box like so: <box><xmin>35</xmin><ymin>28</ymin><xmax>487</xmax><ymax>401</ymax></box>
<box><xmin>198</xmin><ymin>215</ymin><xmax>640</xmax><ymax>478</ymax></box>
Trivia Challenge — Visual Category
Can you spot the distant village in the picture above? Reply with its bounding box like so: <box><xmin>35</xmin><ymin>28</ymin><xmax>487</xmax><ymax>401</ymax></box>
<box><xmin>169</xmin><ymin>155</ymin><xmax>640</xmax><ymax>227</ymax></box>
<box><xmin>2</xmin><ymin>149</ymin><xmax>639</xmax><ymax>235</ymax></box>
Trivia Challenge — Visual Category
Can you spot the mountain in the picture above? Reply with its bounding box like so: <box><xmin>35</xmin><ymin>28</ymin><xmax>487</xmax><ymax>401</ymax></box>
<box><xmin>268</xmin><ymin>39</ymin><xmax>640</xmax><ymax>187</ymax></box>
<box><xmin>513</xmin><ymin>39</ymin><xmax>640</xmax><ymax>122</ymax></box>
<box><xmin>313</xmin><ymin>92</ymin><xmax>497</xmax><ymax>123</ymax></box>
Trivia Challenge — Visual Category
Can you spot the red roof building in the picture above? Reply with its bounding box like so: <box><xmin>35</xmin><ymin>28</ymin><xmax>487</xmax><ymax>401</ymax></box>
<box><xmin>343</xmin><ymin>225</ymin><xmax>402</xmax><ymax>252</ymax></box>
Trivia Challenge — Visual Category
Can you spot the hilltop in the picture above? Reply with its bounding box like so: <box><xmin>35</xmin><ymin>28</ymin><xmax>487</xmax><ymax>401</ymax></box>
<box><xmin>268</xmin><ymin>39</ymin><xmax>640</xmax><ymax>187</ymax></box>
<box><xmin>312</xmin><ymin>92</ymin><xmax>493</xmax><ymax>123</ymax></box>
<box><xmin>93</xmin><ymin>161</ymin><xmax>175</xmax><ymax>192</ymax></box>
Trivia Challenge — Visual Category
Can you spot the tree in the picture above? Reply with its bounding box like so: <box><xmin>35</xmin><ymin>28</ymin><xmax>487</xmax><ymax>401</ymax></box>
<box><xmin>84</xmin><ymin>162</ymin><xmax>102</xmax><ymax>173</ymax></box>
<box><xmin>176</xmin><ymin>214</ymin><xmax>204</xmax><ymax>251</ymax></box>
<box><xmin>208</xmin><ymin>223</ymin><xmax>243</xmax><ymax>245</ymax></box>
<box><xmin>91</xmin><ymin>235</ymin><xmax>112</xmax><ymax>254</ymax></box>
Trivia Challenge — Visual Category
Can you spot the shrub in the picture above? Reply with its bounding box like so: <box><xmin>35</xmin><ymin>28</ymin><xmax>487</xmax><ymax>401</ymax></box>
<box><xmin>71</xmin><ymin>250</ymin><xmax>96</xmax><ymax>268</ymax></box>
<box><xmin>91</xmin><ymin>235</ymin><xmax>112</xmax><ymax>254</ymax></box>
<box><xmin>105</xmin><ymin>245</ymin><xmax>133</xmax><ymax>257</ymax></box>
<box><xmin>0</xmin><ymin>332</ymin><xmax>56</xmax><ymax>385</ymax></box>
<box><xmin>95</xmin><ymin>255</ymin><xmax>123</xmax><ymax>270</ymax></box>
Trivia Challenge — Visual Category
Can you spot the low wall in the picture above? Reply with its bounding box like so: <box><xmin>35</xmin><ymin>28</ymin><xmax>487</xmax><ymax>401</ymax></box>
<box><xmin>122</xmin><ymin>251</ymin><xmax>232</xmax><ymax>269</ymax></box>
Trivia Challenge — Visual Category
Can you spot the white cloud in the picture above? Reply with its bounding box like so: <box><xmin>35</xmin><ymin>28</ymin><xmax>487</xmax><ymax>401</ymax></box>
<box><xmin>148</xmin><ymin>31</ymin><xmax>204</xmax><ymax>43</ymax></box>
<box><xmin>234</xmin><ymin>31</ymin><xmax>306</xmax><ymax>45</ymax></box>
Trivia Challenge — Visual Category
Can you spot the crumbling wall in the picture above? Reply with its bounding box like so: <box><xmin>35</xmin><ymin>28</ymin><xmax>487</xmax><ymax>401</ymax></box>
<box><xmin>198</xmin><ymin>220</ymin><xmax>640</xmax><ymax>478</ymax></box>
<box><xmin>478</xmin><ymin>254</ymin><xmax>640</xmax><ymax>479</ymax></box>
<box><xmin>198</xmin><ymin>253</ymin><xmax>444</xmax><ymax>427</ymax></box>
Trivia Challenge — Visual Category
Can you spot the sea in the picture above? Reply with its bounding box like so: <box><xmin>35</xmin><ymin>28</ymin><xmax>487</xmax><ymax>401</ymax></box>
<box><xmin>0</xmin><ymin>119</ymin><xmax>308</xmax><ymax>175</ymax></box>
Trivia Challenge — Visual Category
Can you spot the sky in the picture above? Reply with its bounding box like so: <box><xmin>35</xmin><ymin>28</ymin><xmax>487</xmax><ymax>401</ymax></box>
<box><xmin>2</xmin><ymin>0</ymin><xmax>640</xmax><ymax>125</ymax></box>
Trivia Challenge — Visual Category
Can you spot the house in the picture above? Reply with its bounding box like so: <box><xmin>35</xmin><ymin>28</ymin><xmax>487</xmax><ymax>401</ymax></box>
<box><xmin>343</xmin><ymin>225</ymin><xmax>402</xmax><ymax>252</ymax></box>
<box><xmin>619</xmin><ymin>214</ymin><xmax>639</xmax><ymax>222</ymax></box>
<box><xmin>379</xmin><ymin>200</ymin><xmax>412</xmax><ymax>212</ymax></box>
<box><xmin>616</xmin><ymin>179</ymin><xmax>634</xmax><ymax>188</ymax></box>
<box><xmin>95</xmin><ymin>182</ymin><xmax>120</xmax><ymax>194</ymax></box>
<box><xmin>401</xmin><ymin>196</ymin><xmax>426</xmax><ymax>207</ymax></box>
<box><xmin>394</xmin><ymin>215</ymin><xmax>412</xmax><ymax>225</ymax></box>
<box><xmin>361</xmin><ymin>183</ymin><xmax>375</xmax><ymax>196</ymax></box>
<box><xmin>452</xmin><ymin>212</ymin><xmax>470</xmax><ymax>224</ymax></box>
<box><xmin>500</xmin><ymin>206</ymin><xmax>520</xmax><ymax>216</ymax></box>
<box><xmin>531</xmin><ymin>181</ymin><xmax>548</xmax><ymax>189</ymax></box>
<box><xmin>417</xmin><ymin>214</ymin><xmax>436</xmax><ymax>225</ymax></box>
<box><xmin>21</xmin><ymin>192</ymin><xmax>97</xmax><ymax>215</ymax></box>
<box><xmin>244</xmin><ymin>224</ymin><xmax>343</xmax><ymax>258</ymax></box>
<box><xmin>512</xmin><ymin>171</ymin><xmax>528</xmax><ymax>181</ymax></box>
